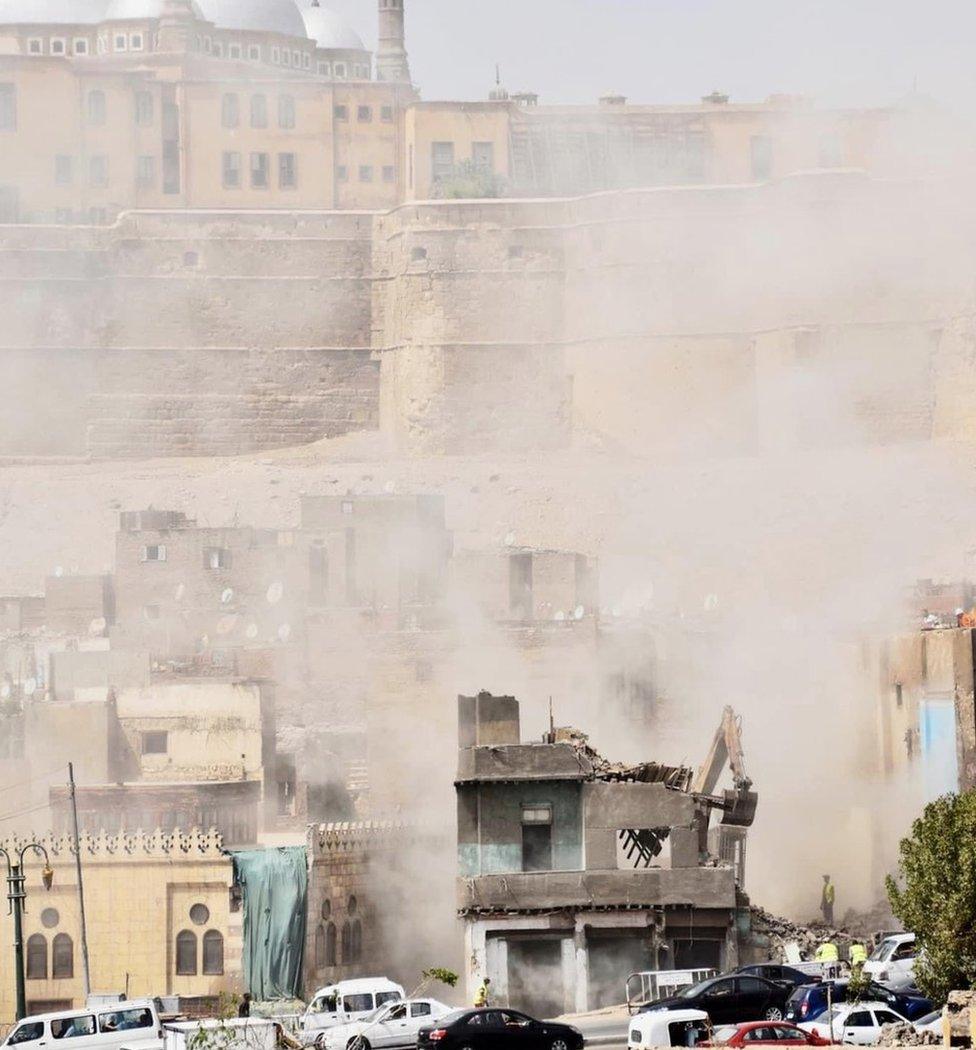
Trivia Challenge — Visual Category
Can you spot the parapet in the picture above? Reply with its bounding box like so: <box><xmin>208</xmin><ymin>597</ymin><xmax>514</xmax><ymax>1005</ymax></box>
<box><xmin>306</xmin><ymin>820</ymin><xmax>409</xmax><ymax>857</ymax></box>
<box><xmin>0</xmin><ymin>828</ymin><xmax>226</xmax><ymax>860</ymax></box>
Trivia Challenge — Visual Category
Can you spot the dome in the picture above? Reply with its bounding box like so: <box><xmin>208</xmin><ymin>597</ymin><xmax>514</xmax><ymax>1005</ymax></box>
<box><xmin>0</xmin><ymin>0</ymin><xmax>108</xmax><ymax>24</ymax></box>
<box><xmin>195</xmin><ymin>0</ymin><xmax>307</xmax><ymax>38</ymax></box>
<box><xmin>102</xmin><ymin>0</ymin><xmax>203</xmax><ymax>18</ymax></box>
<box><xmin>300</xmin><ymin>0</ymin><xmax>363</xmax><ymax>50</ymax></box>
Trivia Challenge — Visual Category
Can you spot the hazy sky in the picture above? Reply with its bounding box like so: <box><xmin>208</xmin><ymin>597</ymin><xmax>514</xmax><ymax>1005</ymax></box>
<box><xmin>327</xmin><ymin>0</ymin><xmax>976</xmax><ymax>109</ymax></box>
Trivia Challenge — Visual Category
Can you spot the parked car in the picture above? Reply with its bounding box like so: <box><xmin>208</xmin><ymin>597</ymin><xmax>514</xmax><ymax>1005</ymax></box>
<box><xmin>318</xmin><ymin>998</ymin><xmax>451</xmax><ymax>1050</ymax></box>
<box><xmin>2</xmin><ymin>998</ymin><xmax>162</xmax><ymax>1050</ymax></box>
<box><xmin>301</xmin><ymin>979</ymin><xmax>405</xmax><ymax>1043</ymax></box>
<box><xmin>639</xmin><ymin>975</ymin><xmax>790</xmax><ymax>1024</ymax></box>
<box><xmin>735</xmin><ymin>965</ymin><xmax>820</xmax><ymax>992</ymax></box>
<box><xmin>784</xmin><ymin>980</ymin><xmax>932</xmax><ymax>1023</ymax></box>
<box><xmin>863</xmin><ymin>934</ymin><xmax>916</xmax><ymax>987</ymax></box>
<box><xmin>913</xmin><ymin>1010</ymin><xmax>942</xmax><ymax>1037</ymax></box>
<box><xmin>416</xmin><ymin>1008</ymin><xmax>583</xmax><ymax>1050</ymax></box>
<box><xmin>628</xmin><ymin>1009</ymin><xmax>711</xmax><ymax>1048</ymax></box>
<box><xmin>704</xmin><ymin>1021</ymin><xmax>832</xmax><ymax>1046</ymax></box>
<box><xmin>800</xmin><ymin>1001</ymin><xmax>910</xmax><ymax>1045</ymax></box>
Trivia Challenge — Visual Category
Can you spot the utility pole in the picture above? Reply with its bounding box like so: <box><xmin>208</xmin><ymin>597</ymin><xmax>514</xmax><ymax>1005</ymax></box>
<box><xmin>68</xmin><ymin>763</ymin><xmax>92</xmax><ymax>1001</ymax></box>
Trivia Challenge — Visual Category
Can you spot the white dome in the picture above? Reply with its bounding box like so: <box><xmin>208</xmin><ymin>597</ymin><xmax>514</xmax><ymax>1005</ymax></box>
<box><xmin>103</xmin><ymin>0</ymin><xmax>202</xmax><ymax>18</ymax></box>
<box><xmin>300</xmin><ymin>0</ymin><xmax>363</xmax><ymax>50</ymax></box>
<box><xmin>0</xmin><ymin>0</ymin><xmax>107</xmax><ymax>24</ymax></box>
<box><xmin>195</xmin><ymin>0</ymin><xmax>307</xmax><ymax>38</ymax></box>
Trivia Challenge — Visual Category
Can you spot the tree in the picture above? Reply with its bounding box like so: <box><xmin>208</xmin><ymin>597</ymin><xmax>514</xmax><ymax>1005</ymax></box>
<box><xmin>432</xmin><ymin>161</ymin><xmax>505</xmax><ymax>200</ymax></box>
<box><xmin>886</xmin><ymin>791</ymin><xmax>976</xmax><ymax>1002</ymax></box>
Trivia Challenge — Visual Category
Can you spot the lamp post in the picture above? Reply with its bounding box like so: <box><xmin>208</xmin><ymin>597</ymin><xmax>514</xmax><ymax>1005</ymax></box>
<box><xmin>0</xmin><ymin>843</ymin><xmax>54</xmax><ymax>1021</ymax></box>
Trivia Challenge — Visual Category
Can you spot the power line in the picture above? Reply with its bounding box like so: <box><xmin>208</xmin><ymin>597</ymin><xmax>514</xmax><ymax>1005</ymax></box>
<box><xmin>0</xmin><ymin>801</ymin><xmax>51</xmax><ymax>825</ymax></box>
<box><xmin>0</xmin><ymin>765</ymin><xmax>66</xmax><ymax>798</ymax></box>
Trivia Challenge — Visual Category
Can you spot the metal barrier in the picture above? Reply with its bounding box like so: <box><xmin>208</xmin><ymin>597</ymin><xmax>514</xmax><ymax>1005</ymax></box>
<box><xmin>626</xmin><ymin>969</ymin><xmax>717</xmax><ymax>1014</ymax></box>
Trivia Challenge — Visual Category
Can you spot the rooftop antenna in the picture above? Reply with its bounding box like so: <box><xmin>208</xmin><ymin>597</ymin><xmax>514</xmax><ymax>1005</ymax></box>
<box><xmin>548</xmin><ymin>696</ymin><xmax>554</xmax><ymax>742</ymax></box>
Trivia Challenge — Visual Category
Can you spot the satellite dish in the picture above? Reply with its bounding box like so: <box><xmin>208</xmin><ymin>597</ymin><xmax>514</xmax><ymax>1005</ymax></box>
<box><xmin>174</xmin><ymin>583</ymin><xmax>185</xmax><ymax>601</ymax></box>
<box><xmin>267</xmin><ymin>581</ymin><xmax>284</xmax><ymax>605</ymax></box>
<box><xmin>24</xmin><ymin>678</ymin><xmax>36</xmax><ymax>697</ymax></box>
<box><xmin>277</xmin><ymin>623</ymin><xmax>292</xmax><ymax>642</ymax></box>
<box><xmin>574</xmin><ymin>605</ymin><xmax>585</xmax><ymax>620</ymax></box>
<box><xmin>245</xmin><ymin>623</ymin><xmax>259</xmax><ymax>639</ymax></box>
<box><xmin>221</xmin><ymin>588</ymin><xmax>234</xmax><ymax>604</ymax></box>
<box><xmin>504</xmin><ymin>531</ymin><xmax>516</xmax><ymax>547</ymax></box>
<box><xmin>89</xmin><ymin>617</ymin><xmax>106</xmax><ymax>635</ymax></box>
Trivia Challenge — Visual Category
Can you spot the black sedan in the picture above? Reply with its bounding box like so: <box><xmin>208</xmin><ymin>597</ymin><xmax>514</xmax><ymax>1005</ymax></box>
<box><xmin>735</xmin><ymin>964</ymin><xmax>819</xmax><ymax>991</ymax></box>
<box><xmin>417</xmin><ymin>1008</ymin><xmax>583</xmax><ymax>1050</ymax></box>
<box><xmin>639</xmin><ymin>975</ymin><xmax>790</xmax><ymax>1024</ymax></box>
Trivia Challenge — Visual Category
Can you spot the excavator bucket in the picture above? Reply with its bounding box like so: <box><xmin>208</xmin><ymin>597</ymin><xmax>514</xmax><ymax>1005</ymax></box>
<box><xmin>720</xmin><ymin>789</ymin><xmax>758</xmax><ymax>827</ymax></box>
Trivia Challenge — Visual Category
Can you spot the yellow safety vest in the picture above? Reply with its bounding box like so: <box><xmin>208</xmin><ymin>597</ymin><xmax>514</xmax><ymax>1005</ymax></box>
<box><xmin>474</xmin><ymin>983</ymin><xmax>489</xmax><ymax>1007</ymax></box>
<box><xmin>816</xmin><ymin>942</ymin><xmax>839</xmax><ymax>962</ymax></box>
<box><xmin>850</xmin><ymin>944</ymin><xmax>868</xmax><ymax>966</ymax></box>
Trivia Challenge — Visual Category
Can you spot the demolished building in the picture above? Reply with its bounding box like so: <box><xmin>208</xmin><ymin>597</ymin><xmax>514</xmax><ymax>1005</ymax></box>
<box><xmin>455</xmin><ymin>692</ymin><xmax>758</xmax><ymax>1016</ymax></box>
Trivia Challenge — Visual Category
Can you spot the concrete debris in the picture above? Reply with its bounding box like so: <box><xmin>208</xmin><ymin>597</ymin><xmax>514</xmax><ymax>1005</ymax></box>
<box><xmin>749</xmin><ymin>905</ymin><xmax>855</xmax><ymax>959</ymax></box>
<box><xmin>552</xmin><ymin>725</ymin><xmax>694</xmax><ymax>788</ymax></box>
<box><xmin>944</xmin><ymin>990</ymin><xmax>976</xmax><ymax>1042</ymax></box>
<box><xmin>878</xmin><ymin>1022</ymin><xmax>939</xmax><ymax>1046</ymax></box>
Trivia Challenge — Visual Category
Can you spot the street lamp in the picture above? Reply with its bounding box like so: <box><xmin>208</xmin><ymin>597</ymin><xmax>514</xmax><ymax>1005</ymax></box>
<box><xmin>0</xmin><ymin>843</ymin><xmax>54</xmax><ymax>1021</ymax></box>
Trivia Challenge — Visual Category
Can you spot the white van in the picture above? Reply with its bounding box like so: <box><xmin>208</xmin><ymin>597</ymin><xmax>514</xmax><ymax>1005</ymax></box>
<box><xmin>863</xmin><ymin>933</ymin><xmax>917</xmax><ymax>987</ymax></box>
<box><xmin>301</xmin><ymin>979</ymin><xmax>405</xmax><ymax>1044</ymax></box>
<box><xmin>3</xmin><ymin>999</ymin><xmax>162</xmax><ymax>1050</ymax></box>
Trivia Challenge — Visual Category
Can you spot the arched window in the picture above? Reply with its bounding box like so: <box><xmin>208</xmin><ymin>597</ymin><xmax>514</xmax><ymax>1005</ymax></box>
<box><xmin>202</xmin><ymin>930</ymin><xmax>223</xmax><ymax>975</ymax></box>
<box><xmin>314</xmin><ymin>925</ymin><xmax>326</xmax><ymax>969</ymax></box>
<box><xmin>52</xmin><ymin>933</ymin><xmax>73</xmax><ymax>979</ymax></box>
<box><xmin>350</xmin><ymin>919</ymin><xmax>362</xmax><ymax>962</ymax></box>
<box><xmin>175</xmin><ymin>929</ymin><xmax>197</xmax><ymax>975</ymax></box>
<box><xmin>325</xmin><ymin>922</ymin><xmax>337</xmax><ymax>966</ymax></box>
<box><xmin>340</xmin><ymin>921</ymin><xmax>351</xmax><ymax>962</ymax></box>
<box><xmin>26</xmin><ymin>934</ymin><xmax>47</xmax><ymax>979</ymax></box>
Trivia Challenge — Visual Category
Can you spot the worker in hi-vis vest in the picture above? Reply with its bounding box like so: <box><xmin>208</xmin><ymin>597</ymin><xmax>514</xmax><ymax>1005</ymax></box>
<box><xmin>821</xmin><ymin>874</ymin><xmax>836</xmax><ymax>925</ymax></box>
<box><xmin>816</xmin><ymin>940</ymin><xmax>840</xmax><ymax>963</ymax></box>
<box><xmin>850</xmin><ymin>943</ymin><xmax>868</xmax><ymax>967</ymax></box>
<box><xmin>474</xmin><ymin>978</ymin><xmax>491</xmax><ymax>1008</ymax></box>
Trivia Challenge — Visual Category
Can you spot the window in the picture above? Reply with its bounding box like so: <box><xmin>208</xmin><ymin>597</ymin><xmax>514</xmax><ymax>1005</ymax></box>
<box><xmin>411</xmin><ymin>1003</ymin><xmax>432</xmax><ymax>1018</ymax></box>
<box><xmin>333</xmin><ymin>62</ymin><xmax>346</xmax><ymax>78</ymax></box>
<box><xmin>136</xmin><ymin>155</ymin><xmax>155</xmax><ymax>187</ymax></box>
<box><xmin>129</xmin><ymin>33</ymin><xmax>143</xmax><ymax>51</ymax></box>
<box><xmin>189</xmin><ymin>903</ymin><xmax>210</xmax><ymax>925</ymax></box>
<box><xmin>318</xmin><ymin>61</ymin><xmax>331</xmax><ymax>76</ymax></box>
<box><xmin>250</xmin><ymin>93</ymin><xmax>267</xmax><ymax>128</ymax></box>
<box><xmin>250</xmin><ymin>152</ymin><xmax>269</xmax><ymax>188</ymax></box>
<box><xmin>73</xmin><ymin>39</ymin><xmax>88</xmax><ymax>55</ymax></box>
<box><xmin>278</xmin><ymin>95</ymin><xmax>295</xmax><ymax>129</ymax></box>
<box><xmin>87</xmin><ymin>90</ymin><xmax>106</xmax><ymax>125</ymax></box>
<box><xmin>846</xmin><ymin>1012</ymin><xmax>872</xmax><ymax>1028</ymax></box>
<box><xmin>431</xmin><ymin>141</ymin><xmax>455</xmax><ymax>182</ymax></box>
<box><xmin>357</xmin><ymin>105</ymin><xmax>371</xmax><ymax>122</ymax></box>
<box><xmin>52</xmin><ymin>934</ymin><xmax>73</xmax><ymax>979</ymax></box>
<box><xmin>222</xmin><ymin>151</ymin><xmax>241</xmax><ymax>188</ymax></box>
<box><xmin>142</xmin><ymin>731</ymin><xmax>167</xmax><ymax>755</ymax></box>
<box><xmin>410</xmin><ymin>246</ymin><xmax>427</xmax><ymax>262</ymax></box>
<box><xmin>224</xmin><ymin>43</ymin><xmax>238</xmax><ymax>59</ymax></box>
<box><xmin>140</xmin><ymin>544</ymin><xmax>167</xmax><ymax>562</ymax></box>
<box><xmin>302</xmin><ymin>52</ymin><xmax>311</xmax><ymax>69</ymax></box>
<box><xmin>472</xmin><ymin>141</ymin><xmax>494</xmax><ymax>174</ymax></box>
<box><xmin>51</xmin><ymin>38</ymin><xmax>66</xmax><ymax>55</ymax></box>
<box><xmin>89</xmin><ymin>155</ymin><xmax>108</xmax><ymax>187</ymax></box>
<box><xmin>521</xmin><ymin>804</ymin><xmax>553</xmax><ymax>872</ymax></box>
<box><xmin>212</xmin><ymin>41</ymin><xmax>223</xmax><ymax>57</ymax></box>
<box><xmin>51</xmin><ymin>1016</ymin><xmax>95</xmax><ymax>1039</ymax></box>
<box><xmin>314</xmin><ymin>925</ymin><xmax>326</xmax><ymax>968</ymax></box>
<box><xmin>202</xmin><ymin>930</ymin><xmax>223</xmax><ymax>975</ymax></box>
<box><xmin>325</xmin><ymin>922</ymin><xmax>337</xmax><ymax>965</ymax></box>
<box><xmin>142</xmin><ymin>604</ymin><xmax>160</xmax><ymax>620</ymax></box>
<box><xmin>26</xmin><ymin>935</ymin><xmax>47</xmax><ymax>979</ymax></box>
<box><xmin>0</xmin><ymin>84</ymin><xmax>14</xmax><ymax>131</ymax></box>
<box><xmin>292</xmin><ymin>51</ymin><xmax>301</xmax><ymax>67</ymax></box>
<box><xmin>348</xmin><ymin>894</ymin><xmax>358</xmax><ymax>914</ymax></box>
<box><xmin>750</xmin><ymin>135</ymin><xmax>773</xmax><ymax>180</ymax></box>
<box><xmin>321</xmin><ymin>899</ymin><xmax>331</xmax><ymax>920</ymax></box>
<box><xmin>281</xmin><ymin>49</ymin><xmax>290</xmax><ymax>66</ymax></box>
<box><xmin>113</xmin><ymin>33</ymin><xmax>127</xmax><ymax>51</ymax></box>
<box><xmin>221</xmin><ymin>92</ymin><xmax>239</xmax><ymax>128</ymax></box>
<box><xmin>27</xmin><ymin>38</ymin><xmax>43</xmax><ymax>55</ymax></box>
<box><xmin>8</xmin><ymin>1023</ymin><xmax>43</xmax><ymax>1045</ymax></box>
<box><xmin>175</xmin><ymin>930</ymin><xmax>197</xmax><ymax>975</ymax></box>
<box><xmin>508</xmin><ymin>244</ymin><xmax>524</xmax><ymax>259</ymax></box>
<box><xmin>204</xmin><ymin>547</ymin><xmax>232</xmax><ymax>569</ymax></box>
<box><xmin>183</xmin><ymin>251</ymin><xmax>198</xmax><ymax>267</ymax></box>
<box><xmin>892</xmin><ymin>942</ymin><xmax>916</xmax><ymax>961</ymax></box>
<box><xmin>270</xmin><ymin>45</ymin><xmax>280</xmax><ymax>63</ymax></box>
<box><xmin>203</xmin><ymin>36</ymin><xmax>211</xmax><ymax>53</ymax></box>
<box><xmin>350</xmin><ymin>919</ymin><xmax>362</xmax><ymax>961</ymax></box>
<box><xmin>737</xmin><ymin>977</ymin><xmax>767</xmax><ymax>995</ymax></box>
<box><xmin>135</xmin><ymin>90</ymin><xmax>153</xmax><ymax>125</ymax></box>
<box><xmin>41</xmin><ymin>908</ymin><xmax>59</xmax><ymax>929</ymax></box>
<box><xmin>334</xmin><ymin>104</ymin><xmax>348</xmax><ymax>121</ymax></box>
<box><xmin>247</xmin><ymin>44</ymin><xmax>260</xmax><ymax>61</ymax></box>
<box><xmin>380</xmin><ymin>105</ymin><xmax>393</xmax><ymax>122</ymax></box>
<box><xmin>340</xmin><ymin>921</ymin><xmax>351</xmax><ymax>960</ymax></box>
<box><xmin>358</xmin><ymin>165</ymin><xmax>373</xmax><ymax>183</ymax></box>
<box><xmin>382</xmin><ymin>165</ymin><xmax>395</xmax><ymax>184</ymax></box>
<box><xmin>278</xmin><ymin>153</ymin><xmax>296</xmax><ymax>189</ymax></box>
<box><xmin>336</xmin><ymin>165</ymin><xmax>348</xmax><ymax>182</ymax></box>
<box><xmin>55</xmin><ymin>155</ymin><xmax>72</xmax><ymax>185</ymax></box>
<box><xmin>99</xmin><ymin>1009</ymin><xmax>151</xmax><ymax>1034</ymax></box>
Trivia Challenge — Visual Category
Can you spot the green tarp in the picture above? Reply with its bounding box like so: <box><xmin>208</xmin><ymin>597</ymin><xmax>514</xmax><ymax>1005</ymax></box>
<box><xmin>232</xmin><ymin>846</ymin><xmax>308</xmax><ymax>1001</ymax></box>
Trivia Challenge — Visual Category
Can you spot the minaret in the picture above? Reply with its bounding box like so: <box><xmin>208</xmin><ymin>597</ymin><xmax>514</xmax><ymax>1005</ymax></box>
<box><xmin>157</xmin><ymin>0</ymin><xmax>198</xmax><ymax>52</ymax></box>
<box><xmin>376</xmin><ymin>0</ymin><xmax>411</xmax><ymax>83</ymax></box>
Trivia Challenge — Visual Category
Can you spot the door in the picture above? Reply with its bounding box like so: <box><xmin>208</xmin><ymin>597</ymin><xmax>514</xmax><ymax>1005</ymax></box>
<box><xmin>371</xmin><ymin>1002</ymin><xmax>409</xmax><ymax>1048</ymax></box>
<box><xmin>841</xmin><ymin>1010</ymin><xmax>876</xmax><ymax>1045</ymax></box>
<box><xmin>768</xmin><ymin>1024</ymin><xmax>809</xmax><ymax>1045</ymax></box>
<box><xmin>4</xmin><ymin>1020</ymin><xmax>46</xmax><ymax>1050</ymax></box>
<box><xmin>487</xmin><ymin>1012</ymin><xmax>534</xmax><ymax>1049</ymax></box>
<box><xmin>405</xmin><ymin>1003</ymin><xmax>436</xmax><ymax>1046</ymax></box>
<box><xmin>736</xmin><ymin>978</ymin><xmax>776</xmax><ymax>1020</ymax></box>
<box><xmin>919</xmin><ymin>697</ymin><xmax>958</xmax><ymax>800</ymax></box>
<box><xmin>701</xmin><ymin>979</ymin><xmax>737</xmax><ymax>1023</ymax></box>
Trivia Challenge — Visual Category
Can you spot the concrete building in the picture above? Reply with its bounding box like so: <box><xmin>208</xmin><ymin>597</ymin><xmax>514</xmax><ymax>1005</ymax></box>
<box><xmin>455</xmin><ymin>692</ymin><xmax>756</xmax><ymax>1015</ymax></box>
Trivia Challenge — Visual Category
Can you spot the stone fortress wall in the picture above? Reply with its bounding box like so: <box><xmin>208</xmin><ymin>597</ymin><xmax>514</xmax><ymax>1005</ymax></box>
<box><xmin>2</xmin><ymin>169</ymin><xmax>975</xmax><ymax>460</ymax></box>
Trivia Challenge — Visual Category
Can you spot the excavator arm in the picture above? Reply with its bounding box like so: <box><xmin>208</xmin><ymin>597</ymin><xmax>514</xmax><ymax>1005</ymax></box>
<box><xmin>691</xmin><ymin>705</ymin><xmax>757</xmax><ymax>828</ymax></box>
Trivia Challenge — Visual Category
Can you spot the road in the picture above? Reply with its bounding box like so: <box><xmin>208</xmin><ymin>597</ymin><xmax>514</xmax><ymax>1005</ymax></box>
<box><xmin>554</xmin><ymin>1005</ymin><xmax>631</xmax><ymax>1048</ymax></box>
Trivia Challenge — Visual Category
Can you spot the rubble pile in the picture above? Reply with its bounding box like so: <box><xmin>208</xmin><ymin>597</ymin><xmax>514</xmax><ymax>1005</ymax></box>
<box><xmin>749</xmin><ymin>905</ymin><xmax>854</xmax><ymax>958</ymax></box>
<box><xmin>839</xmin><ymin>899</ymin><xmax>900</xmax><ymax>940</ymax></box>
<box><xmin>553</xmin><ymin>725</ymin><xmax>694</xmax><ymax>788</ymax></box>
<box><xmin>878</xmin><ymin>1022</ymin><xmax>939</xmax><ymax>1046</ymax></box>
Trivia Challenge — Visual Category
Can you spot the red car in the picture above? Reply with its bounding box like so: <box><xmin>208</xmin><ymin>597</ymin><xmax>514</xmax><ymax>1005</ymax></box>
<box><xmin>704</xmin><ymin>1021</ymin><xmax>833</xmax><ymax>1046</ymax></box>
